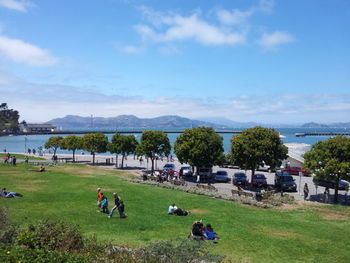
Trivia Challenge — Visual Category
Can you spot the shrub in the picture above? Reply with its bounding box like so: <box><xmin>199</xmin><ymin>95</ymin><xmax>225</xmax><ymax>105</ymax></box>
<box><xmin>16</xmin><ymin>220</ymin><xmax>84</xmax><ymax>252</ymax></box>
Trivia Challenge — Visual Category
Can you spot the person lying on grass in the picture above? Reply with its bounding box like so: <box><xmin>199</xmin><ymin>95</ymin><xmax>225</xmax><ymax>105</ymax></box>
<box><xmin>0</xmin><ymin>188</ymin><xmax>23</xmax><ymax>198</ymax></box>
<box><xmin>168</xmin><ymin>203</ymin><xmax>190</xmax><ymax>216</ymax></box>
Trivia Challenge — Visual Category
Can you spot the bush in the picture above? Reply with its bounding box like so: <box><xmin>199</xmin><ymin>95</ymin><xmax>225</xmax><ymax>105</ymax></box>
<box><xmin>15</xmin><ymin>220</ymin><xmax>84</xmax><ymax>252</ymax></box>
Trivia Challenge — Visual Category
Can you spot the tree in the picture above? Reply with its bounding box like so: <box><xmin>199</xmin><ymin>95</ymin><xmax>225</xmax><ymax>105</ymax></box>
<box><xmin>304</xmin><ymin>136</ymin><xmax>350</xmax><ymax>203</ymax></box>
<box><xmin>108</xmin><ymin>133</ymin><xmax>139</xmax><ymax>168</ymax></box>
<box><xmin>137</xmin><ymin>130</ymin><xmax>171</xmax><ymax>174</ymax></box>
<box><xmin>45</xmin><ymin>136</ymin><xmax>63</xmax><ymax>158</ymax></box>
<box><xmin>82</xmin><ymin>133</ymin><xmax>108</xmax><ymax>165</ymax></box>
<box><xmin>230</xmin><ymin>126</ymin><xmax>288</xmax><ymax>182</ymax></box>
<box><xmin>0</xmin><ymin>103</ymin><xmax>20</xmax><ymax>133</ymax></box>
<box><xmin>60</xmin><ymin>135</ymin><xmax>83</xmax><ymax>162</ymax></box>
<box><xmin>174</xmin><ymin>127</ymin><xmax>224</xmax><ymax>175</ymax></box>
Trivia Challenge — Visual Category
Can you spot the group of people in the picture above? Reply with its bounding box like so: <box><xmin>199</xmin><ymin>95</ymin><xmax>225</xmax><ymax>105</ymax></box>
<box><xmin>2</xmin><ymin>153</ymin><xmax>16</xmax><ymax>165</ymax></box>
<box><xmin>0</xmin><ymin>188</ymin><xmax>23</xmax><ymax>198</ymax></box>
<box><xmin>191</xmin><ymin>220</ymin><xmax>218</xmax><ymax>240</ymax></box>
<box><xmin>97</xmin><ymin>188</ymin><xmax>126</xmax><ymax>218</ymax></box>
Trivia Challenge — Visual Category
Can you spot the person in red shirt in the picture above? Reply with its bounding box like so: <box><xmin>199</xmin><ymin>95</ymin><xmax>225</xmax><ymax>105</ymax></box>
<box><xmin>97</xmin><ymin>187</ymin><xmax>103</xmax><ymax>211</ymax></box>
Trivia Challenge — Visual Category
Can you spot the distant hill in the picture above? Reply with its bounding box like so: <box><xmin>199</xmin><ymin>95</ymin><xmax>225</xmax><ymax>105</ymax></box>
<box><xmin>47</xmin><ymin>115</ymin><xmax>230</xmax><ymax>129</ymax></box>
<box><xmin>198</xmin><ymin>117</ymin><xmax>260</xmax><ymax>128</ymax></box>
<box><xmin>301</xmin><ymin>122</ymin><xmax>329</xmax><ymax>128</ymax></box>
<box><xmin>301</xmin><ymin>122</ymin><xmax>350</xmax><ymax>128</ymax></box>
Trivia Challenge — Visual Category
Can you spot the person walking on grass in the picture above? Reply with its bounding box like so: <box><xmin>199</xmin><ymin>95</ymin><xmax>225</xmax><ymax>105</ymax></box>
<box><xmin>101</xmin><ymin>195</ymin><xmax>109</xmax><ymax>214</ymax></box>
<box><xmin>118</xmin><ymin>200</ymin><xmax>126</xmax><ymax>218</ymax></box>
<box><xmin>108</xmin><ymin>192</ymin><xmax>120</xmax><ymax>218</ymax></box>
<box><xmin>96</xmin><ymin>188</ymin><xmax>103</xmax><ymax>211</ymax></box>
<box><xmin>303</xmin><ymin>183</ymin><xmax>309</xmax><ymax>201</ymax></box>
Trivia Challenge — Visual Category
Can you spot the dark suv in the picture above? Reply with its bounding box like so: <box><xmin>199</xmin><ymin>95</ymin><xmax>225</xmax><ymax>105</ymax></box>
<box><xmin>275</xmin><ymin>171</ymin><xmax>297</xmax><ymax>192</ymax></box>
<box><xmin>252</xmin><ymin>173</ymin><xmax>267</xmax><ymax>188</ymax></box>
<box><xmin>313</xmin><ymin>177</ymin><xmax>349</xmax><ymax>190</ymax></box>
<box><xmin>232</xmin><ymin>172</ymin><xmax>248</xmax><ymax>186</ymax></box>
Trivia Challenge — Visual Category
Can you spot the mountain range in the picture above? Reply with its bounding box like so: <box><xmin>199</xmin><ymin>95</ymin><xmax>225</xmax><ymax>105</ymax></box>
<box><xmin>46</xmin><ymin>115</ymin><xmax>350</xmax><ymax>129</ymax></box>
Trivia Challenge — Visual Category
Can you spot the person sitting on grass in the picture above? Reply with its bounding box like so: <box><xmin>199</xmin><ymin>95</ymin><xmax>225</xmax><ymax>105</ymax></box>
<box><xmin>190</xmin><ymin>221</ymin><xmax>204</xmax><ymax>239</ymax></box>
<box><xmin>203</xmin><ymin>224</ymin><xmax>218</xmax><ymax>240</ymax></box>
<box><xmin>101</xmin><ymin>195</ymin><xmax>109</xmax><ymax>214</ymax></box>
<box><xmin>39</xmin><ymin>166</ymin><xmax>46</xmax><ymax>172</ymax></box>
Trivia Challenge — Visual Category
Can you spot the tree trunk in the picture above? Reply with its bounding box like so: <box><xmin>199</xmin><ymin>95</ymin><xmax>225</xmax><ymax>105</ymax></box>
<box><xmin>115</xmin><ymin>154</ymin><xmax>118</xmax><ymax>168</ymax></box>
<box><xmin>92</xmin><ymin>152</ymin><xmax>95</xmax><ymax>165</ymax></box>
<box><xmin>121</xmin><ymin>155</ymin><xmax>125</xmax><ymax>168</ymax></box>
<box><xmin>334</xmin><ymin>176</ymin><xmax>340</xmax><ymax>204</ymax></box>
<box><xmin>251</xmin><ymin>169</ymin><xmax>255</xmax><ymax>184</ymax></box>
<box><xmin>54</xmin><ymin>147</ymin><xmax>57</xmax><ymax>158</ymax></box>
<box><xmin>151</xmin><ymin>157</ymin><xmax>155</xmax><ymax>175</ymax></box>
<box><xmin>73</xmin><ymin>149</ymin><xmax>75</xmax><ymax>162</ymax></box>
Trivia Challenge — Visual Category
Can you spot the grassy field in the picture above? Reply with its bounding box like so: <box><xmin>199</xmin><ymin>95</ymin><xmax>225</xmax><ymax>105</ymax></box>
<box><xmin>0</xmin><ymin>153</ymin><xmax>45</xmax><ymax>160</ymax></box>
<box><xmin>1</xmin><ymin>163</ymin><xmax>350</xmax><ymax>263</ymax></box>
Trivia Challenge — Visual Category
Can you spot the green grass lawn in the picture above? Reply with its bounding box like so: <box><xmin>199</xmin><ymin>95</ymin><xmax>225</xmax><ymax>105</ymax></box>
<box><xmin>1</xmin><ymin>163</ymin><xmax>350</xmax><ymax>263</ymax></box>
<box><xmin>0</xmin><ymin>153</ymin><xmax>45</xmax><ymax>160</ymax></box>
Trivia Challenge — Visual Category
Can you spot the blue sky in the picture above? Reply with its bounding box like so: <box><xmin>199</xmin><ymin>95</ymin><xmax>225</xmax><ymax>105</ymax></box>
<box><xmin>0</xmin><ymin>0</ymin><xmax>349</xmax><ymax>124</ymax></box>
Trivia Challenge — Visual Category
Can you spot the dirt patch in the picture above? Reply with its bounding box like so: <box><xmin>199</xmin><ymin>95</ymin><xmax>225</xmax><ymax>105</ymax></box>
<box><xmin>320</xmin><ymin>213</ymin><xmax>349</xmax><ymax>221</ymax></box>
<box><xmin>15</xmin><ymin>180</ymin><xmax>48</xmax><ymax>191</ymax></box>
<box><xmin>275</xmin><ymin>200</ymin><xmax>325</xmax><ymax>211</ymax></box>
<box><xmin>190</xmin><ymin>209</ymin><xmax>210</xmax><ymax>214</ymax></box>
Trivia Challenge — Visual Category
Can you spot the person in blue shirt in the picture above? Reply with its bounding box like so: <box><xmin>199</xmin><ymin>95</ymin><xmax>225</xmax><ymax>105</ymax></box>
<box><xmin>168</xmin><ymin>203</ymin><xmax>177</xmax><ymax>214</ymax></box>
<box><xmin>204</xmin><ymin>224</ymin><xmax>217</xmax><ymax>240</ymax></box>
<box><xmin>101</xmin><ymin>195</ymin><xmax>109</xmax><ymax>214</ymax></box>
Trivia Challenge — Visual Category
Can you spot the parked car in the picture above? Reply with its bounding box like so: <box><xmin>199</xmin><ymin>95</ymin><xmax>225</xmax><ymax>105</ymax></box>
<box><xmin>198</xmin><ymin>167</ymin><xmax>213</xmax><ymax>181</ymax></box>
<box><xmin>162</xmin><ymin>163</ymin><xmax>175</xmax><ymax>172</ymax></box>
<box><xmin>313</xmin><ymin>177</ymin><xmax>349</xmax><ymax>190</ymax></box>
<box><xmin>274</xmin><ymin>171</ymin><xmax>297</xmax><ymax>192</ymax></box>
<box><xmin>284</xmin><ymin>166</ymin><xmax>310</xmax><ymax>176</ymax></box>
<box><xmin>252</xmin><ymin>173</ymin><xmax>267</xmax><ymax>188</ymax></box>
<box><xmin>214</xmin><ymin>170</ymin><xmax>230</xmax><ymax>182</ymax></box>
<box><xmin>232</xmin><ymin>172</ymin><xmax>248</xmax><ymax>186</ymax></box>
<box><xmin>179</xmin><ymin>166</ymin><xmax>193</xmax><ymax>177</ymax></box>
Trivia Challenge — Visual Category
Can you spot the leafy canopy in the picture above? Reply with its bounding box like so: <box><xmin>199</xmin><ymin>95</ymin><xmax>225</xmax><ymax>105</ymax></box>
<box><xmin>82</xmin><ymin>133</ymin><xmax>108</xmax><ymax>154</ymax></box>
<box><xmin>60</xmin><ymin>135</ymin><xmax>83</xmax><ymax>152</ymax></box>
<box><xmin>174</xmin><ymin>127</ymin><xmax>224</xmax><ymax>168</ymax></box>
<box><xmin>230</xmin><ymin>126</ymin><xmax>288</xmax><ymax>171</ymax></box>
<box><xmin>137</xmin><ymin>130</ymin><xmax>171</xmax><ymax>158</ymax></box>
<box><xmin>108</xmin><ymin>134</ymin><xmax>138</xmax><ymax>156</ymax></box>
<box><xmin>0</xmin><ymin>103</ymin><xmax>20</xmax><ymax>133</ymax></box>
<box><xmin>304</xmin><ymin>136</ymin><xmax>350</xmax><ymax>180</ymax></box>
<box><xmin>45</xmin><ymin>136</ymin><xmax>63</xmax><ymax>155</ymax></box>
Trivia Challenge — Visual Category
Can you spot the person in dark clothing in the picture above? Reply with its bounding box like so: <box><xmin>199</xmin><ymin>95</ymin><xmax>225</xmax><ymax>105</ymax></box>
<box><xmin>12</xmin><ymin>156</ymin><xmax>16</xmax><ymax>166</ymax></box>
<box><xmin>108</xmin><ymin>192</ymin><xmax>120</xmax><ymax>218</ymax></box>
<box><xmin>118</xmin><ymin>200</ymin><xmax>126</xmax><ymax>218</ymax></box>
<box><xmin>173</xmin><ymin>208</ymin><xmax>190</xmax><ymax>216</ymax></box>
<box><xmin>191</xmin><ymin>221</ymin><xmax>204</xmax><ymax>239</ymax></box>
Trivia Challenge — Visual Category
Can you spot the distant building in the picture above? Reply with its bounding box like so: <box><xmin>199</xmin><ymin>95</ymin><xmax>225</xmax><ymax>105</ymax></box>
<box><xmin>19</xmin><ymin>123</ymin><xmax>57</xmax><ymax>133</ymax></box>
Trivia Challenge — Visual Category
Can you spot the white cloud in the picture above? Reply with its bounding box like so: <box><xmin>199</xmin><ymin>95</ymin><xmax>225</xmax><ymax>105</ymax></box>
<box><xmin>0</xmin><ymin>35</ymin><xmax>58</xmax><ymax>66</ymax></box>
<box><xmin>217</xmin><ymin>9</ymin><xmax>253</xmax><ymax>25</ymax></box>
<box><xmin>1</xmin><ymin>71</ymin><xmax>349</xmax><ymax>123</ymax></box>
<box><xmin>121</xmin><ymin>45</ymin><xmax>145</xmax><ymax>54</ymax></box>
<box><xmin>134</xmin><ymin>13</ymin><xmax>245</xmax><ymax>46</ymax></box>
<box><xmin>0</xmin><ymin>0</ymin><xmax>33</xmax><ymax>12</ymax></box>
<box><xmin>258</xmin><ymin>31</ymin><xmax>294</xmax><ymax>50</ymax></box>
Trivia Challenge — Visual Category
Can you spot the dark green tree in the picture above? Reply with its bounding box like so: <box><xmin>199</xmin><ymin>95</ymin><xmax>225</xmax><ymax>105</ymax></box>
<box><xmin>83</xmin><ymin>133</ymin><xmax>108</xmax><ymax>165</ymax></box>
<box><xmin>137</xmin><ymin>130</ymin><xmax>171</xmax><ymax>174</ymax></box>
<box><xmin>108</xmin><ymin>133</ymin><xmax>139</xmax><ymax>168</ymax></box>
<box><xmin>0</xmin><ymin>103</ymin><xmax>20</xmax><ymax>133</ymax></box>
<box><xmin>230</xmin><ymin>126</ymin><xmax>288</xmax><ymax>182</ymax></box>
<box><xmin>45</xmin><ymin>136</ymin><xmax>63</xmax><ymax>158</ymax></box>
<box><xmin>60</xmin><ymin>135</ymin><xmax>84</xmax><ymax>162</ymax></box>
<box><xmin>174</xmin><ymin>127</ymin><xmax>224</xmax><ymax>175</ymax></box>
<box><xmin>304</xmin><ymin>136</ymin><xmax>350</xmax><ymax>203</ymax></box>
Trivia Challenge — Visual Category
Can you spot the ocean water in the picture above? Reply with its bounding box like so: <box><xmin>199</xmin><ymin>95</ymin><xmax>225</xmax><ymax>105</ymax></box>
<box><xmin>0</xmin><ymin>128</ymin><xmax>349</xmax><ymax>155</ymax></box>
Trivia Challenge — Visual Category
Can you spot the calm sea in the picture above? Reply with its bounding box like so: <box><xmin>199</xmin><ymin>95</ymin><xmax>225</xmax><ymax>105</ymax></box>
<box><xmin>0</xmin><ymin>128</ymin><xmax>349</xmax><ymax>155</ymax></box>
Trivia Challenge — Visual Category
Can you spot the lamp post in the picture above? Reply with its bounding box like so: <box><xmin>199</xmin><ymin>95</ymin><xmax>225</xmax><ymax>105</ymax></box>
<box><xmin>24</xmin><ymin>135</ymin><xmax>27</xmax><ymax>154</ymax></box>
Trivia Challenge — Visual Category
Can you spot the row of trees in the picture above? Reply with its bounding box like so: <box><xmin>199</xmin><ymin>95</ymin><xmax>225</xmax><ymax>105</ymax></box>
<box><xmin>45</xmin><ymin>127</ymin><xmax>350</xmax><ymax>203</ymax></box>
<box><xmin>44</xmin><ymin>127</ymin><xmax>287</xmax><ymax>179</ymax></box>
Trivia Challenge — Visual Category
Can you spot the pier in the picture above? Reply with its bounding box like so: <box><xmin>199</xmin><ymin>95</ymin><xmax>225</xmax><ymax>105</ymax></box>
<box><xmin>295</xmin><ymin>132</ymin><xmax>350</xmax><ymax>137</ymax></box>
<box><xmin>1</xmin><ymin>130</ymin><xmax>243</xmax><ymax>136</ymax></box>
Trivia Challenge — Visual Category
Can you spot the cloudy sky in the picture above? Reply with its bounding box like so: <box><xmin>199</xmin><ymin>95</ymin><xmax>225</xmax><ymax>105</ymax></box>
<box><xmin>0</xmin><ymin>0</ymin><xmax>349</xmax><ymax>124</ymax></box>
